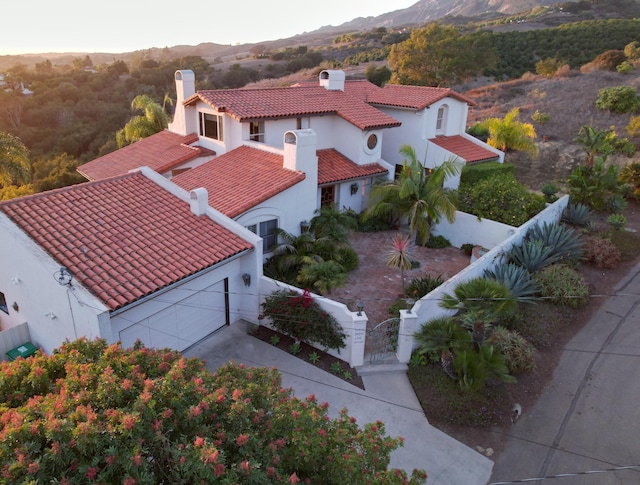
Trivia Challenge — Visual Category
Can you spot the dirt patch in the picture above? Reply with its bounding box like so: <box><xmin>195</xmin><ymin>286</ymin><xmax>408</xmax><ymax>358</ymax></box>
<box><xmin>417</xmin><ymin>199</ymin><xmax>640</xmax><ymax>460</ymax></box>
<box><xmin>249</xmin><ymin>325</ymin><xmax>365</xmax><ymax>390</ymax></box>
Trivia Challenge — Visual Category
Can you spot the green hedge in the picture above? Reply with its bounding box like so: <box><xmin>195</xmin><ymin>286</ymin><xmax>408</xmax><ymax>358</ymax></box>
<box><xmin>460</xmin><ymin>162</ymin><xmax>515</xmax><ymax>187</ymax></box>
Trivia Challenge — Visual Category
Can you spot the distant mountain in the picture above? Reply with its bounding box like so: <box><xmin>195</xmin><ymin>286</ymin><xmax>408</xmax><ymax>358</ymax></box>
<box><xmin>312</xmin><ymin>0</ymin><xmax>565</xmax><ymax>33</ymax></box>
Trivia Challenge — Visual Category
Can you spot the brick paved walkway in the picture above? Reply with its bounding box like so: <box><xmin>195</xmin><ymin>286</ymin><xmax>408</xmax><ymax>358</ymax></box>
<box><xmin>330</xmin><ymin>230</ymin><xmax>470</xmax><ymax>345</ymax></box>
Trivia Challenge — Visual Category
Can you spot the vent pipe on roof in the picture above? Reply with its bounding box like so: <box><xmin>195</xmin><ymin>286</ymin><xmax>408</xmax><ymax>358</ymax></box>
<box><xmin>189</xmin><ymin>188</ymin><xmax>208</xmax><ymax>216</ymax></box>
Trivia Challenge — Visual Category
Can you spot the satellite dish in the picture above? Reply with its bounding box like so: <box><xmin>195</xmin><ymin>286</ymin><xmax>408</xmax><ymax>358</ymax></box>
<box><xmin>53</xmin><ymin>267</ymin><xmax>73</xmax><ymax>286</ymax></box>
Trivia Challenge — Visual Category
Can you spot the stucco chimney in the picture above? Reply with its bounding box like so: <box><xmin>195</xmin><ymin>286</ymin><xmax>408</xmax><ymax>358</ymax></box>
<box><xmin>189</xmin><ymin>188</ymin><xmax>208</xmax><ymax>216</ymax></box>
<box><xmin>168</xmin><ymin>70</ymin><xmax>195</xmax><ymax>135</ymax></box>
<box><xmin>319</xmin><ymin>70</ymin><xmax>345</xmax><ymax>91</ymax></box>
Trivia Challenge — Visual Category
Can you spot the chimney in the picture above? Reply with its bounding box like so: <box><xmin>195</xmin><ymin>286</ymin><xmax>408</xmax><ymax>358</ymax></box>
<box><xmin>189</xmin><ymin>188</ymin><xmax>208</xmax><ymax>216</ymax></box>
<box><xmin>168</xmin><ymin>70</ymin><xmax>195</xmax><ymax>135</ymax></box>
<box><xmin>319</xmin><ymin>70</ymin><xmax>345</xmax><ymax>91</ymax></box>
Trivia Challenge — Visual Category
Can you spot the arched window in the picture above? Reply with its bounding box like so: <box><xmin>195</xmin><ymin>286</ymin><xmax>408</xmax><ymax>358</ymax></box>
<box><xmin>436</xmin><ymin>104</ymin><xmax>449</xmax><ymax>135</ymax></box>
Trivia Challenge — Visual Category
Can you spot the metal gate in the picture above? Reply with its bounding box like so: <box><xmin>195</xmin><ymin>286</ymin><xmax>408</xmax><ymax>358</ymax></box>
<box><xmin>368</xmin><ymin>318</ymin><xmax>400</xmax><ymax>364</ymax></box>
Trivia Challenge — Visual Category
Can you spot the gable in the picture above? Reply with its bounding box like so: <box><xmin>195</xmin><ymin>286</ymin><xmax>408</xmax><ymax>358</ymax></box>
<box><xmin>0</xmin><ymin>172</ymin><xmax>252</xmax><ymax>310</ymax></box>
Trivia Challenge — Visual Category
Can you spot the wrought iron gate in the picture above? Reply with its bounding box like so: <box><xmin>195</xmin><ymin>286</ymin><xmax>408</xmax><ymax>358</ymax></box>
<box><xmin>368</xmin><ymin>318</ymin><xmax>400</xmax><ymax>364</ymax></box>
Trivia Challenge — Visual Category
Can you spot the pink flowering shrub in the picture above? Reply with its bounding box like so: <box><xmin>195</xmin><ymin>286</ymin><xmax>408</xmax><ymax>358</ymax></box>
<box><xmin>0</xmin><ymin>338</ymin><xmax>426</xmax><ymax>484</ymax></box>
<box><xmin>260</xmin><ymin>289</ymin><xmax>346</xmax><ymax>351</ymax></box>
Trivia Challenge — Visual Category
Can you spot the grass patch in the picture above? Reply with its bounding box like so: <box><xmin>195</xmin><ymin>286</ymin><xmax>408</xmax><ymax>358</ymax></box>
<box><xmin>611</xmin><ymin>230</ymin><xmax>640</xmax><ymax>262</ymax></box>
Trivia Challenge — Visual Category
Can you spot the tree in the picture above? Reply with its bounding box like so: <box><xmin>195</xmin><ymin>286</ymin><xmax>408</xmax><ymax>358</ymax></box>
<box><xmin>576</xmin><ymin>125</ymin><xmax>616</xmax><ymax>168</ymax></box>
<box><xmin>309</xmin><ymin>204</ymin><xmax>358</xmax><ymax>244</ymax></box>
<box><xmin>365</xmin><ymin>64</ymin><xmax>392</xmax><ymax>87</ymax></box>
<box><xmin>480</xmin><ymin>108</ymin><xmax>538</xmax><ymax>156</ymax></box>
<box><xmin>388</xmin><ymin>23</ymin><xmax>494</xmax><ymax>87</ymax></box>
<box><xmin>364</xmin><ymin>145</ymin><xmax>460</xmax><ymax>245</ymax></box>
<box><xmin>0</xmin><ymin>338</ymin><xmax>427</xmax><ymax>484</ymax></box>
<box><xmin>116</xmin><ymin>94</ymin><xmax>168</xmax><ymax>147</ymax></box>
<box><xmin>0</xmin><ymin>131</ymin><xmax>30</xmax><ymax>187</ymax></box>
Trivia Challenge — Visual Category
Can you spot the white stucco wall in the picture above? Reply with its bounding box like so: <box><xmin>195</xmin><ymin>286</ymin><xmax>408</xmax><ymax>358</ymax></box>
<box><xmin>0</xmin><ymin>213</ymin><xmax>108</xmax><ymax>354</ymax></box>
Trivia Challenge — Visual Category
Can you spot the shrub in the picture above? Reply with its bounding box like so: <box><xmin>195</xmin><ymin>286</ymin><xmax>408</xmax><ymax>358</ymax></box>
<box><xmin>531</xmin><ymin>110</ymin><xmax>551</xmax><ymax>124</ymax></box>
<box><xmin>483</xmin><ymin>263</ymin><xmax>538</xmax><ymax>300</ymax></box>
<box><xmin>608</xmin><ymin>214</ymin><xmax>627</xmax><ymax>231</ymax></box>
<box><xmin>583</xmin><ymin>235</ymin><xmax>622</xmax><ymax>269</ymax></box>
<box><xmin>459</xmin><ymin>161</ymin><xmax>515</xmax><ymax>186</ymax></box>
<box><xmin>336</xmin><ymin>246</ymin><xmax>359</xmax><ymax>271</ymax></box>
<box><xmin>453</xmin><ymin>345</ymin><xmax>516</xmax><ymax>392</ymax></box>
<box><xmin>0</xmin><ymin>340</ymin><xmax>426</xmax><ymax>484</ymax></box>
<box><xmin>461</xmin><ymin>243</ymin><xmax>474</xmax><ymax>255</ymax></box>
<box><xmin>526</xmin><ymin>222</ymin><xmax>585</xmax><ymax>264</ymax></box>
<box><xmin>296</xmin><ymin>260</ymin><xmax>347</xmax><ymax>295</ymax></box>
<box><xmin>260</xmin><ymin>289</ymin><xmax>346</xmax><ymax>351</ymax></box>
<box><xmin>406</xmin><ymin>273</ymin><xmax>445</xmax><ymax>299</ymax></box>
<box><xmin>425</xmin><ymin>235</ymin><xmax>451</xmax><ymax>248</ymax></box>
<box><xmin>567</xmin><ymin>159</ymin><xmax>625</xmax><ymax>211</ymax></box>
<box><xmin>534</xmin><ymin>264</ymin><xmax>589</xmax><ymax>308</ymax></box>
<box><xmin>619</xmin><ymin>162</ymin><xmax>640</xmax><ymax>200</ymax></box>
<box><xmin>541</xmin><ymin>182</ymin><xmax>558</xmax><ymax>202</ymax></box>
<box><xmin>486</xmin><ymin>326</ymin><xmax>536</xmax><ymax>374</ymax></box>
<box><xmin>536</xmin><ymin>57</ymin><xmax>563</xmax><ymax>78</ymax></box>
<box><xmin>607</xmin><ymin>193</ymin><xmax>628</xmax><ymax>213</ymax></box>
<box><xmin>617</xmin><ymin>61</ymin><xmax>633</xmax><ymax>74</ymax></box>
<box><xmin>457</xmin><ymin>173</ymin><xmax>546</xmax><ymax>226</ymax></box>
<box><xmin>589</xmin><ymin>50</ymin><xmax>627</xmax><ymax>71</ymax></box>
<box><xmin>595</xmin><ymin>86</ymin><xmax>640</xmax><ymax>114</ymax></box>
<box><xmin>357</xmin><ymin>211</ymin><xmax>393</xmax><ymax>232</ymax></box>
<box><xmin>562</xmin><ymin>202</ymin><xmax>593</xmax><ymax>226</ymax></box>
<box><xmin>467</xmin><ymin>122</ymin><xmax>489</xmax><ymax>142</ymax></box>
<box><xmin>627</xmin><ymin>116</ymin><xmax>640</xmax><ymax>138</ymax></box>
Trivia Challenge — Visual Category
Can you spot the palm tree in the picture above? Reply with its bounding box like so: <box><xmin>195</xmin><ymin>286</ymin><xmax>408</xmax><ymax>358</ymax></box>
<box><xmin>364</xmin><ymin>145</ymin><xmax>460</xmax><ymax>245</ymax></box>
<box><xmin>576</xmin><ymin>125</ymin><xmax>615</xmax><ymax>169</ymax></box>
<box><xmin>116</xmin><ymin>95</ymin><xmax>168</xmax><ymax>147</ymax></box>
<box><xmin>309</xmin><ymin>204</ymin><xmax>357</xmax><ymax>244</ymax></box>
<box><xmin>0</xmin><ymin>132</ymin><xmax>30</xmax><ymax>187</ymax></box>
<box><xmin>480</xmin><ymin>108</ymin><xmax>538</xmax><ymax>157</ymax></box>
<box><xmin>440</xmin><ymin>277</ymin><xmax>516</xmax><ymax>349</ymax></box>
<box><xmin>296</xmin><ymin>260</ymin><xmax>347</xmax><ymax>295</ymax></box>
<box><xmin>385</xmin><ymin>233</ymin><xmax>413</xmax><ymax>292</ymax></box>
<box><xmin>270</xmin><ymin>229</ymin><xmax>327</xmax><ymax>282</ymax></box>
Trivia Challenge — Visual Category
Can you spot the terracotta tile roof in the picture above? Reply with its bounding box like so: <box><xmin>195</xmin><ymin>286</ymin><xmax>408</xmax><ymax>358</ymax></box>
<box><xmin>185</xmin><ymin>86</ymin><xmax>401</xmax><ymax>130</ymax></box>
<box><xmin>172</xmin><ymin>146</ymin><xmax>305</xmax><ymax>218</ymax></box>
<box><xmin>77</xmin><ymin>130</ymin><xmax>213</xmax><ymax>181</ymax></box>
<box><xmin>0</xmin><ymin>172</ymin><xmax>252</xmax><ymax>310</ymax></box>
<box><xmin>366</xmin><ymin>84</ymin><xmax>476</xmax><ymax>110</ymax></box>
<box><xmin>430</xmin><ymin>135</ymin><xmax>499</xmax><ymax>163</ymax></box>
<box><xmin>317</xmin><ymin>149</ymin><xmax>388</xmax><ymax>185</ymax></box>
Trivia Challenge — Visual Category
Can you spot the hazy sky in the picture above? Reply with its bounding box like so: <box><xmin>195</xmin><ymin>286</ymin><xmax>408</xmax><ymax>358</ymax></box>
<box><xmin>1</xmin><ymin>0</ymin><xmax>417</xmax><ymax>55</ymax></box>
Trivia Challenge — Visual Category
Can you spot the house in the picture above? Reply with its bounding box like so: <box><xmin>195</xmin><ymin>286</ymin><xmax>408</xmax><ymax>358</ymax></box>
<box><xmin>0</xmin><ymin>167</ymin><xmax>261</xmax><ymax>354</ymax></box>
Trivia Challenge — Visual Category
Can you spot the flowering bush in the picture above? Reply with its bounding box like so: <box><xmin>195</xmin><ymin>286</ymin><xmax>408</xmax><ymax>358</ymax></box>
<box><xmin>260</xmin><ymin>289</ymin><xmax>346</xmax><ymax>351</ymax></box>
<box><xmin>0</xmin><ymin>338</ymin><xmax>426</xmax><ymax>484</ymax></box>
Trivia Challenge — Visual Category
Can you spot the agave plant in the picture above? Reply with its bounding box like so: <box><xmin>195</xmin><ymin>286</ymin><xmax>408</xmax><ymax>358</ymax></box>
<box><xmin>483</xmin><ymin>263</ymin><xmax>538</xmax><ymax>301</ymax></box>
<box><xmin>525</xmin><ymin>221</ymin><xmax>584</xmax><ymax>263</ymax></box>
<box><xmin>561</xmin><ymin>202</ymin><xmax>592</xmax><ymax>226</ymax></box>
<box><xmin>509</xmin><ymin>239</ymin><xmax>559</xmax><ymax>273</ymax></box>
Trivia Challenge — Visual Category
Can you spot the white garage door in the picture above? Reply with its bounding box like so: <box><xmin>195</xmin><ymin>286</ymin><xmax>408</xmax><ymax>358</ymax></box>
<box><xmin>118</xmin><ymin>279</ymin><xmax>228</xmax><ymax>352</ymax></box>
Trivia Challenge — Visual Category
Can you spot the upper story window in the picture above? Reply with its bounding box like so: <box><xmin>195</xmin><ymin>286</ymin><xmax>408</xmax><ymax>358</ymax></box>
<box><xmin>199</xmin><ymin>112</ymin><xmax>224</xmax><ymax>141</ymax></box>
<box><xmin>249</xmin><ymin>121</ymin><xmax>265</xmax><ymax>143</ymax></box>
<box><xmin>436</xmin><ymin>105</ymin><xmax>448</xmax><ymax>134</ymax></box>
<box><xmin>0</xmin><ymin>291</ymin><xmax>8</xmax><ymax>314</ymax></box>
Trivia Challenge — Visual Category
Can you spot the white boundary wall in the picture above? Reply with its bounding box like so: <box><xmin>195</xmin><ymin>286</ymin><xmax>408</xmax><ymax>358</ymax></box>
<box><xmin>396</xmin><ymin>196</ymin><xmax>570</xmax><ymax>363</ymax></box>
<box><xmin>258</xmin><ymin>276</ymin><xmax>367</xmax><ymax>368</ymax></box>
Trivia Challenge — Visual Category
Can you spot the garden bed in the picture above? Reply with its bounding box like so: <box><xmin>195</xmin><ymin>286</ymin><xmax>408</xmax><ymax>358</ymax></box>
<box><xmin>249</xmin><ymin>325</ymin><xmax>365</xmax><ymax>390</ymax></box>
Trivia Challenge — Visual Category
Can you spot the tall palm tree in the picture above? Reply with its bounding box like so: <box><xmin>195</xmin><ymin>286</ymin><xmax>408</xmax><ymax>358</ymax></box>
<box><xmin>364</xmin><ymin>145</ymin><xmax>460</xmax><ymax>245</ymax></box>
<box><xmin>480</xmin><ymin>108</ymin><xmax>538</xmax><ymax>157</ymax></box>
<box><xmin>0</xmin><ymin>131</ymin><xmax>30</xmax><ymax>187</ymax></box>
<box><xmin>116</xmin><ymin>95</ymin><xmax>168</xmax><ymax>148</ymax></box>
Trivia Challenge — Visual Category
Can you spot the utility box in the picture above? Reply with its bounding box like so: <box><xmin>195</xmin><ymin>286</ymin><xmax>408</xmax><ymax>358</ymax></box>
<box><xmin>6</xmin><ymin>342</ymin><xmax>38</xmax><ymax>361</ymax></box>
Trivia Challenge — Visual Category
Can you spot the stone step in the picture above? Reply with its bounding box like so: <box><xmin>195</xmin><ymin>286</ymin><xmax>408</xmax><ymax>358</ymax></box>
<box><xmin>356</xmin><ymin>362</ymin><xmax>408</xmax><ymax>376</ymax></box>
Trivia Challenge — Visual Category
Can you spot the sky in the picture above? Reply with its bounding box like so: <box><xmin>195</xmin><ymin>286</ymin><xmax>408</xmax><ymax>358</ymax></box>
<box><xmin>1</xmin><ymin>0</ymin><xmax>418</xmax><ymax>56</ymax></box>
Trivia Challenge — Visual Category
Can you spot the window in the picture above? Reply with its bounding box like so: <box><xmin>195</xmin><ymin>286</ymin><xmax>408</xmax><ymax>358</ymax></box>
<box><xmin>436</xmin><ymin>105</ymin><xmax>448</xmax><ymax>134</ymax></box>
<box><xmin>199</xmin><ymin>112</ymin><xmax>224</xmax><ymax>141</ymax></box>
<box><xmin>321</xmin><ymin>185</ymin><xmax>335</xmax><ymax>207</ymax></box>
<box><xmin>0</xmin><ymin>291</ymin><xmax>7</xmax><ymax>314</ymax></box>
<box><xmin>247</xmin><ymin>219</ymin><xmax>278</xmax><ymax>252</ymax></box>
<box><xmin>249</xmin><ymin>121</ymin><xmax>265</xmax><ymax>143</ymax></box>
<box><xmin>367</xmin><ymin>133</ymin><xmax>378</xmax><ymax>150</ymax></box>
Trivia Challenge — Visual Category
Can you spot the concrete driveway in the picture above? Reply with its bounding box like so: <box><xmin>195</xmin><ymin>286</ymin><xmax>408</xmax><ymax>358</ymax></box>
<box><xmin>185</xmin><ymin>321</ymin><xmax>493</xmax><ymax>484</ymax></box>
<box><xmin>489</xmin><ymin>262</ymin><xmax>640</xmax><ymax>485</ymax></box>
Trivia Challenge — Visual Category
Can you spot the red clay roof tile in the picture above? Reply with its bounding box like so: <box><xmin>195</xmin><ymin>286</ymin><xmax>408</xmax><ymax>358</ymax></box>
<box><xmin>366</xmin><ymin>84</ymin><xmax>476</xmax><ymax>109</ymax></box>
<box><xmin>186</xmin><ymin>86</ymin><xmax>401</xmax><ymax>130</ymax></box>
<box><xmin>171</xmin><ymin>145</ymin><xmax>305</xmax><ymax>218</ymax></box>
<box><xmin>0</xmin><ymin>172</ymin><xmax>252</xmax><ymax>311</ymax></box>
<box><xmin>429</xmin><ymin>135</ymin><xmax>499</xmax><ymax>163</ymax></box>
<box><xmin>317</xmin><ymin>149</ymin><xmax>388</xmax><ymax>185</ymax></box>
<box><xmin>77</xmin><ymin>130</ymin><xmax>212</xmax><ymax>181</ymax></box>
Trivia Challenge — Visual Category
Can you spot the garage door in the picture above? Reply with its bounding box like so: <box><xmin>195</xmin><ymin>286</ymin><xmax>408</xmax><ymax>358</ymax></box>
<box><xmin>118</xmin><ymin>279</ymin><xmax>228</xmax><ymax>352</ymax></box>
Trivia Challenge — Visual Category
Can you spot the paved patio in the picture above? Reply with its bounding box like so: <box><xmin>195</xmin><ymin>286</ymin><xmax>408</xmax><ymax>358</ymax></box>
<box><xmin>330</xmin><ymin>230</ymin><xmax>470</xmax><ymax>344</ymax></box>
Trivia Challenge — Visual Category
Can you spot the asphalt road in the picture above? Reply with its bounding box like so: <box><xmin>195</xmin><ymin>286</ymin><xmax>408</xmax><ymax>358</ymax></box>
<box><xmin>489</xmin><ymin>262</ymin><xmax>640</xmax><ymax>485</ymax></box>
